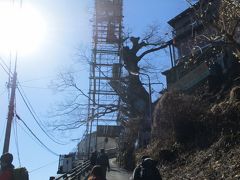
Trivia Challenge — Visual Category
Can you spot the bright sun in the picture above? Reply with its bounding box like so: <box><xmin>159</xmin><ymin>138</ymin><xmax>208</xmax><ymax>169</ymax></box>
<box><xmin>0</xmin><ymin>3</ymin><xmax>46</xmax><ymax>55</ymax></box>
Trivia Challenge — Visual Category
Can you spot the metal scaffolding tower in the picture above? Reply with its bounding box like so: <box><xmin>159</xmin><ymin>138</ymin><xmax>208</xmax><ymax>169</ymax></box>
<box><xmin>87</xmin><ymin>0</ymin><xmax>123</xmax><ymax>152</ymax></box>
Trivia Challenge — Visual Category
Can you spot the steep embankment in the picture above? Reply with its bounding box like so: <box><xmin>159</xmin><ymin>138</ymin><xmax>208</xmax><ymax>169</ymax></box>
<box><xmin>137</xmin><ymin>85</ymin><xmax>240</xmax><ymax>179</ymax></box>
<box><xmin>161</xmin><ymin>135</ymin><xmax>240</xmax><ymax>179</ymax></box>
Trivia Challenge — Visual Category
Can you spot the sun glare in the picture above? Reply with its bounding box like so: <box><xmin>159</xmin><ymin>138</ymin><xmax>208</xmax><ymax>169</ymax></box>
<box><xmin>0</xmin><ymin>3</ymin><xmax>46</xmax><ymax>55</ymax></box>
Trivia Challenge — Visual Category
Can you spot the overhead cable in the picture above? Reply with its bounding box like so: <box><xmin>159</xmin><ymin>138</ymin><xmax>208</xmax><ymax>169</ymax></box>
<box><xmin>16</xmin><ymin>114</ymin><xmax>59</xmax><ymax>156</ymax></box>
<box><xmin>0</xmin><ymin>57</ymin><xmax>10</xmax><ymax>72</ymax></box>
<box><xmin>17</xmin><ymin>86</ymin><xmax>68</xmax><ymax>145</ymax></box>
<box><xmin>13</xmin><ymin>117</ymin><xmax>21</xmax><ymax>167</ymax></box>
<box><xmin>0</xmin><ymin>62</ymin><xmax>9</xmax><ymax>75</ymax></box>
<box><xmin>0</xmin><ymin>56</ymin><xmax>68</xmax><ymax>145</ymax></box>
<box><xmin>29</xmin><ymin>160</ymin><xmax>58</xmax><ymax>173</ymax></box>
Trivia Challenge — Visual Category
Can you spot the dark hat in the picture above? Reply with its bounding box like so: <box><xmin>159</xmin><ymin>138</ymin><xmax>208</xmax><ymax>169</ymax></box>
<box><xmin>142</xmin><ymin>158</ymin><xmax>158</xmax><ymax>168</ymax></box>
<box><xmin>1</xmin><ymin>153</ymin><xmax>13</xmax><ymax>164</ymax></box>
<box><xmin>91</xmin><ymin>165</ymin><xmax>104</xmax><ymax>177</ymax></box>
<box><xmin>100</xmin><ymin>148</ymin><xmax>105</xmax><ymax>153</ymax></box>
<box><xmin>141</xmin><ymin>155</ymin><xmax>150</xmax><ymax>161</ymax></box>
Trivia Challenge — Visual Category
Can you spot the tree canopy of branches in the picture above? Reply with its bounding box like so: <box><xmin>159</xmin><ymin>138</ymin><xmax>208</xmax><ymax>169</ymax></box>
<box><xmin>186</xmin><ymin>0</ymin><xmax>240</xmax><ymax>54</ymax></box>
<box><xmin>48</xmin><ymin>70</ymin><xmax>90</xmax><ymax>131</ymax></box>
<box><xmin>122</xmin><ymin>36</ymin><xmax>168</xmax><ymax>74</ymax></box>
<box><xmin>49</xmin><ymin>68</ymin><xmax>122</xmax><ymax>132</ymax></box>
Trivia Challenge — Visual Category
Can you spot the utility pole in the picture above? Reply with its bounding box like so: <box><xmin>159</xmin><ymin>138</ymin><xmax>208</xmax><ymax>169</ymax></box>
<box><xmin>2</xmin><ymin>68</ymin><xmax>17</xmax><ymax>154</ymax></box>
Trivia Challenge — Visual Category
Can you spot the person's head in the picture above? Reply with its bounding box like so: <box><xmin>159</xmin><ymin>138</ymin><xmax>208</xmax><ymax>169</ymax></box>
<box><xmin>100</xmin><ymin>148</ymin><xmax>105</xmax><ymax>154</ymax></box>
<box><xmin>0</xmin><ymin>153</ymin><xmax>14</xmax><ymax>170</ymax></box>
<box><xmin>140</xmin><ymin>155</ymin><xmax>150</xmax><ymax>164</ymax></box>
<box><xmin>90</xmin><ymin>165</ymin><xmax>104</xmax><ymax>178</ymax></box>
<box><xmin>142</xmin><ymin>158</ymin><xmax>158</xmax><ymax>168</ymax></box>
<box><xmin>141</xmin><ymin>155</ymin><xmax>150</xmax><ymax>161</ymax></box>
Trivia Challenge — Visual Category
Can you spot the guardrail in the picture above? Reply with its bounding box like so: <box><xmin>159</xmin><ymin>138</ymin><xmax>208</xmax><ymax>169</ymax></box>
<box><xmin>52</xmin><ymin>148</ymin><xmax>117</xmax><ymax>180</ymax></box>
<box><xmin>54</xmin><ymin>160</ymin><xmax>91</xmax><ymax>180</ymax></box>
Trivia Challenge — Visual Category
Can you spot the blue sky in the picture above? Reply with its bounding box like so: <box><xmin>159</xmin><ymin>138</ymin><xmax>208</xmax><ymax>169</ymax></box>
<box><xmin>0</xmin><ymin>1</ymin><xmax>189</xmax><ymax>179</ymax></box>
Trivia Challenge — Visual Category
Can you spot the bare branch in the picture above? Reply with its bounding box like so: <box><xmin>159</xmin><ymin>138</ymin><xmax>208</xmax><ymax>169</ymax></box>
<box><xmin>138</xmin><ymin>42</ymin><xmax>169</xmax><ymax>61</ymax></box>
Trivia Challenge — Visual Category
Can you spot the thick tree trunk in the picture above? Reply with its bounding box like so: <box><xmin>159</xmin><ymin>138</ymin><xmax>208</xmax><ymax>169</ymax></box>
<box><xmin>128</xmin><ymin>74</ymin><xmax>150</xmax><ymax>114</ymax></box>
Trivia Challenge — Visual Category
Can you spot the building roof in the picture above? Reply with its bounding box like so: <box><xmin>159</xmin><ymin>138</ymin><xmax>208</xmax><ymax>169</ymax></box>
<box><xmin>168</xmin><ymin>2</ymin><xmax>199</xmax><ymax>27</ymax></box>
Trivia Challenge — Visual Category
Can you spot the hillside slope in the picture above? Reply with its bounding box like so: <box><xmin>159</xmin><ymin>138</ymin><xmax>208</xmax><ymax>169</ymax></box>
<box><xmin>137</xmin><ymin>85</ymin><xmax>240</xmax><ymax>179</ymax></box>
<box><xmin>161</xmin><ymin>135</ymin><xmax>240</xmax><ymax>179</ymax></box>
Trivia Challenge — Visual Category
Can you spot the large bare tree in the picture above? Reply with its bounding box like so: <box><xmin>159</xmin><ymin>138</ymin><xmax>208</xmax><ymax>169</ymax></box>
<box><xmin>113</xmin><ymin>25</ymin><xmax>171</xmax><ymax>149</ymax></box>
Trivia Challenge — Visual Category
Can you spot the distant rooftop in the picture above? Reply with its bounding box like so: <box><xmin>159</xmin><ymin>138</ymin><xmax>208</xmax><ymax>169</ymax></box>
<box><xmin>168</xmin><ymin>1</ymin><xmax>199</xmax><ymax>27</ymax></box>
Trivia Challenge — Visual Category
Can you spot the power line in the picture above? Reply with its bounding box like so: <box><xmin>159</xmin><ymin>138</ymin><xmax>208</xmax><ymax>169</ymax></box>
<box><xmin>0</xmin><ymin>116</ymin><xmax>7</xmax><ymax>144</ymax></box>
<box><xmin>1</xmin><ymin>56</ymin><xmax>68</xmax><ymax>145</ymax></box>
<box><xmin>13</xmin><ymin>117</ymin><xmax>21</xmax><ymax>167</ymax></box>
<box><xmin>0</xmin><ymin>57</ymin><xmax>12</xmax><ymax>101</ymax></box>
<box><xmin>17</xmin><ymin>86</ymin><xmax>68</xmax><ymax>145</ymax></box>
<box><xmin>16</xmin><ymin>114</ymin><xmax>59</xmax><ymax>156</ymax></box>
<box><xmin>16</xmin><ymin>120</ymin><xmax>49</xmax><ymax>153</ymax></box>
<box><xmin>14</xmin><ymin>95</ymin><xmax>21</xmax><ymax>167</ymax></box>
<box><xmin>17</xmin><ymin>84</ymin><xmax>47</xmax><ymax>129</ymax></box>
<box><xmin>20</xmin><ymin>68</ymin><xmax>88</xmax><ymax>84</ymax></box>
<box><xmin>0</xmin><ymin>62</ymin><xmax>9</xmax><ymax>76</ymax></box>
<box><xmin>0</xmin><ymin>57</ymin><xmax>12</xmax><ymax>76</ymax></box>
<box><xmin>19</xmin><ymin>85</ymin><xmax>89</xmax><ymax>92</ymax></box>
<box><xmin>20</xmin><ymin>76</ymin><xmax>56</xmax><ymax>83</ymax></box>
<box><xmin>29</xmin><ymin>160</ymin><xmax>58</xmax><ymax>173</ymax></box>
<box><xmin>18</xmin><ymin>85</ymin><xmax>53</xmax><ymax>90</ymax></box>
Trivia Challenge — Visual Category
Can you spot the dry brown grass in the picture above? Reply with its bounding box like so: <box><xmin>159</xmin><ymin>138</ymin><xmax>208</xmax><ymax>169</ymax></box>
<box><xmin>152</xmin><ymin>91</ymin><xmax>206</xmax><ymax>147</ymax></box>
<box><xmin>141</xmin><ymin>86</ymin><xmax>240</xmax><ymax>179</ymax></box>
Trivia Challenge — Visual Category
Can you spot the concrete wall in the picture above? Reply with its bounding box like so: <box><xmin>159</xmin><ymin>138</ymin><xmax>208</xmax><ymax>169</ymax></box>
<box><xmin>77</xmin><ymin>134</ymin><xmax>117</xmax><ymax>158</ymax></box>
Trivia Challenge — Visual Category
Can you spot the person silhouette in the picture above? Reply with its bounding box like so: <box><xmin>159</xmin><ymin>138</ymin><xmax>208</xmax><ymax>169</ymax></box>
<box><xmin>88</xmin><ymin>165</ymin><xmax>106</xmax><ymax>180</ymax></box>
<box><xmin>0</xmin><ymin>153</ymin><xmax>14</xmax><ymax>180</ymax></box>
<box><xmin>96</xmin><ymin>149</ymin><xmax>110</xmax><ymax>179</ymax></box>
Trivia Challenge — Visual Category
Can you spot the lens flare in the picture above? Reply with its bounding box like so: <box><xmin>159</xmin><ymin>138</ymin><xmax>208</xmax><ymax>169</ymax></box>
<box><xmin>0</xmin><ymin>3</ymin><xmax>47</xmax><ymax>55</ymax></box>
